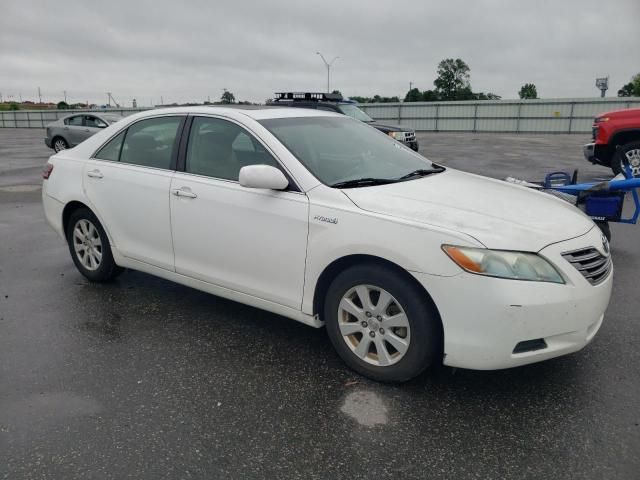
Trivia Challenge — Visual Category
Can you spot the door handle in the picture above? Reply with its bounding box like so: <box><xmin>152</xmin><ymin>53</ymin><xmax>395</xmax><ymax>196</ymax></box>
<box><xmin>87</xmin><ymin>169</ymin><xmax>103</xmax><ymax>179</ymax></box>
<box><xmin>172</xmin><ymin>187</ymin><xmax>197</xmax><ymax>198</ymax></box>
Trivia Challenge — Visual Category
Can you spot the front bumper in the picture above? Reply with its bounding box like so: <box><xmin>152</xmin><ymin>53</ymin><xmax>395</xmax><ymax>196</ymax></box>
<box><xmin>583</xmin><ymin>142</ymin><xmax>595</xmax><ymax>162</ymax></box>
<box><xmin>414</xmin><ymin>227</ymin><xmax>612</xmax><ymax>370</ymax></box>
<box><xmin>405</xmin><ymin>140</ymin><xmax>419</xmax><ymax>151</ymax></box>
<box><xmin>583</xmin><ymin>142</ymin><xmax>610</xmax><ymax>167</ymax></box>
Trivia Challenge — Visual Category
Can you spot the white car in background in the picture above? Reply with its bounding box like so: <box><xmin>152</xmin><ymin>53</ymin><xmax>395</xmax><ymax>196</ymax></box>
<box><xmin>42</xmin><ymin>106</ymin><xmax>613</xmax><ymax>382</ymax></box>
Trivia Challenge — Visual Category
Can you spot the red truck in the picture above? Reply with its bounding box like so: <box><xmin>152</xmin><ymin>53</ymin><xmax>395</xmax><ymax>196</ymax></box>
<box><xmin>584</xmin><ymin>107</ymin><xmax>640</xmax><ymax>177</ymax></box>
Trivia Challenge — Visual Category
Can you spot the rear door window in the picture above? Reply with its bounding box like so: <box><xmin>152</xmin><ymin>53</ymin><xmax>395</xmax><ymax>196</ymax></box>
<box><xmin>119</xmin><ymin>117</ymin><xmax>182</xmax><ymax>170</ymax></box>
<box><xmin>94</xmin><ymin>131</ymin><xmax>125</xmax><ymax>161</ymax></box>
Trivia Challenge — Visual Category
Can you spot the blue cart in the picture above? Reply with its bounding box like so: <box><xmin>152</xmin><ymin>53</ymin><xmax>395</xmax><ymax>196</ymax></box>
<box><xmin>535</xmin><ymin>169</ymin><xmax>640</xmax><ymax>241</ymax></box>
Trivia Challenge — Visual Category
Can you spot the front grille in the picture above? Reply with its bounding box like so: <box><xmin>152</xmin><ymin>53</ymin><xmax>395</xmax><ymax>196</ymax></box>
<box><xmin>561</xmin><ymin>247</ymin><xmax>611</xmax><ymax>285</ymax></box>
<box><xmin>403</xmin><ymin>132</ymin><xmax>416</xmax><ymax>142</ymax></box>
<box><xmin>592</xmin><ymin>126</ymin><xmax>598</xmax><ymax>141</ymax></box>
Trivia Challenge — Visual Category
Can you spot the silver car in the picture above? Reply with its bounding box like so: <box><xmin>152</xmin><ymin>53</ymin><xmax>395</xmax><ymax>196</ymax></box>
<box><xmin>45</xmin><ymin>113</ymin><xmax>124</xmax><ymax>152</ymax></box>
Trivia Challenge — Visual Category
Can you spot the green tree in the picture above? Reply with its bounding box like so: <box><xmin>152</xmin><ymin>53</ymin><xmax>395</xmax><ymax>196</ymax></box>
<box><xmin>404</xmin><ymin>88</ymin><xmax>423</xmax><ymax>102</ymax></box>
<box><xmin>331</xmin><ymin>89</ymin><xmax>342</xmax><ymax>96</ymax></box>
<box><xmin>422</xmin><ymin>90</ymin><xmax>440</xmax><ymax>101</ymax></box>
<box><xmin>618</xmin><ymin>82</ymin><xmax>634</xmax><ymax>97</ymax></box>
<box><xmin>349</xmin><ymin>96</ymin><xmax>369</xmax><ymax>103</ymax></box>
<box><xmin>220</xmin><ymin>89</ymin><xmax>235</xmax><ymax>104</ymax></box>
<box><xmin>618</xmin><ymin>73</ymin><xmax>640</xmax><ymax>97</ymax></box>
<box><xmin>518</xmin><ymin>83</ymin><xmax>538</xmax><ymax>99</ymax></box>
<box><xmin>57</xmin><ymin>101</ymin><xmax>69</xmax><ymax>109</ymax></box>
<box><xmin>434</xmin><ymin>58</ymin><xmax>471</xmax><ymax>100</ymax></box>
<box><xmin>9</xmin><ymin>102</ymin><xmax>19</xmax><ymax>110</ymax></box>
<box><xmin>633</xmin><ymin>73</ymin><xmax>640</xmax><ymax>96</ymax></box>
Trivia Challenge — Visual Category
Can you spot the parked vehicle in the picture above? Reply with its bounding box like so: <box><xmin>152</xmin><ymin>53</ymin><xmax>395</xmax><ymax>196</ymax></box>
<box><xmin>42</xmin><ymin>106</ymin><xmax>612</xmax><ymax>382</ymax></box>
<box><xmin>267</xmin><ymin>92</ymin><xmax>419</xmax><ymax>151</ymax></box>
<box><xmin>45</xmin><ymin>113</ymin><xmax>124</xmax><ymax>152</ymax></box>
<box><xmin>583</xmin><ymin>107</ymin><xmax>640</xmax><ymax>177</ymax></box>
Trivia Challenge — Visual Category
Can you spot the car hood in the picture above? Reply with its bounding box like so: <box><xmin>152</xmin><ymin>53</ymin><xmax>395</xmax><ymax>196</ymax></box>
<box><xmin>597</xmin><ymin>107</ymin><xmax>640</xmax><ymax>119</ymax></box>
<box><xmin>369</xmin><ymin>121</ymin><xmax>413</xmax><ymax>133</ymax></box>
<box><xmin>342</xmin><ymin>169</ymin><xmax>595</xmax><ymax>252</ymax></box>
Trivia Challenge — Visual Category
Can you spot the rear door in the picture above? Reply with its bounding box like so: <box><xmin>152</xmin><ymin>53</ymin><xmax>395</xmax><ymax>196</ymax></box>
<box><xmin>83</xmin><ymin>115</ymin><xmax>185</xmax><ymax>270</ymax></box>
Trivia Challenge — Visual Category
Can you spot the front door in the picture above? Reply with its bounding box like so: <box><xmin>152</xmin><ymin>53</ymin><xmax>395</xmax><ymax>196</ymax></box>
<box><xmin>83</xmin><ymin>115</ymin><xmax>184</xmax><ymax>270</ymax></box>
<box><xmin>170</xmin><ymin>116</ymin><xmax>309</xmax><ymax>309</ymax></box>
<box><xmin>81</xmin><ymin>115</ymin><xmax>108</xmax><ymax>142</ymax></box>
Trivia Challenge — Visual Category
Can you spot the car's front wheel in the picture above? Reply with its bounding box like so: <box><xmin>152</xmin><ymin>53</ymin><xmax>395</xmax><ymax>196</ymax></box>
<box><xmin>53</xmin><ymin>137</ymin><xmax>68</xmax><ymax>153</ymax></box>
<box><xmin>324</xmin><ymin>264</ymin><xmax>441</xmax><ymax>382</ymax></box>
<box><xmin>611</xmin><ymin>141</ymin><xmax>640</xmax><ymax>178</ymax></box>
<box><xmin>66</xmin><ymin>208</ymin><xmax>122</xmax><ymax>282</ymax></box>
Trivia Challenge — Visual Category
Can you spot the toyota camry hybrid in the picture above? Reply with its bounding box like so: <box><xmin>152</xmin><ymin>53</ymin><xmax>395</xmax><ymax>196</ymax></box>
<box><xmin>42</xmin><ymin>106</ymin><xmax>613</xmax><ymax>382</ymax></box>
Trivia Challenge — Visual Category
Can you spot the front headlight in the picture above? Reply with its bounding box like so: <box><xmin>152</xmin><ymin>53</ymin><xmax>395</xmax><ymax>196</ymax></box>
<box><xmin>442</xmin><ymin>245</ymin><xmax>565</xmax><ymax>284</ymax></box>
<box><xmin>388</xmin><ymin>131</ymin><xmax>404</xmax><ymax>140</ymax></box>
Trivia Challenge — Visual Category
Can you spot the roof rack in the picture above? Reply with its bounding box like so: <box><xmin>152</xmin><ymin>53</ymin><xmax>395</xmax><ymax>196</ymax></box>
<box><xmin>272</xmin><ymin>92</ymin><xmax>344</xmax><ymax>102</ymax></box>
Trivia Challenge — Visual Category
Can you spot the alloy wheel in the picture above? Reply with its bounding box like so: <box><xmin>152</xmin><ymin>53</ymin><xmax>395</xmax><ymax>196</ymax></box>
<box><xmin>54</xmin><ymin>139</ymin><xmax>67</xmax><ymax>152</ymax></box>
<box><xmin>624</xmin><ymin>148</ymin><xmax>640</xmax><ymax>177</ymax></box>
<box><xmin>337</xmin><ymin>284</ymin><xmax>411</xmax><ymax>366</ymax></box>
<box><xmin>72</xmin><ymin>219</ymin><xmax>103</xmax><ymax>271</ymax></box>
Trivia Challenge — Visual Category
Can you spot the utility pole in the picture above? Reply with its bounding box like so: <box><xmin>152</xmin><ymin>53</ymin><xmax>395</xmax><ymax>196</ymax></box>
<box><xmin>316</xmin><ymin>52</ymin><xmax>339</xmax><ymax>93</ymax></box>
<box><xmin>409</xmin><ymin>81</ymin><xmax>413</xmax><ymax>91</ymax></box>
<box><xmin>106</xmin><ymin>92</ymin><xmax>119</xmax><ymax>108</ymax></box>
<box><xmin>38</xmin><ymin>87</ymin><xmax>42</xmax><ymax>104</ymax></box>
<box><xmin>63</xmin><ymin>90</ymin><xmax>67</xmax><ymax>103</ymax></box>
<box><xmin>161</xmin><ymin>96</ymin><xmax>164</xmax><ymax>105</ymax></box>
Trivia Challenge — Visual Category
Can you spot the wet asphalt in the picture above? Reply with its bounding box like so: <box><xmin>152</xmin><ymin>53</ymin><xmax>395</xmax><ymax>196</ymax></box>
<box><xmin>0</xmin><ymin>129</ymin><xmax>638</xmax><ymax>479</ymax></box>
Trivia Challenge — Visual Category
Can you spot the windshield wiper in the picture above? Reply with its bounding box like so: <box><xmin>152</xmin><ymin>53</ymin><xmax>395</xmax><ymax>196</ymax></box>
<box><xmin>330</xmin><ymin>177</ymin><xmax>396</xmax><ymax>189</ymax></box>
<box><xmin>396</xmin><ymin>166</ymin><xmax>445</xmax><ymax>181</ymax></box>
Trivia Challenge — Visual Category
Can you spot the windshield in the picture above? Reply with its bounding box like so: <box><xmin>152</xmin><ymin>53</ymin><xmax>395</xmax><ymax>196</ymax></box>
<box><xmin>259</xmin><ymin>116</ymin><xmax>437</xmax><ymax>187</ymax></box>
<box><xmin>337</xmin><ymin>104</ymin><xmax>374</xmax><ymax>122</ymax></box>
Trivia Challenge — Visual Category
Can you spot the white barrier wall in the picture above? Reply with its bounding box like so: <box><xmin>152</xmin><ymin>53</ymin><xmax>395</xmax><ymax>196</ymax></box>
<box><xmin>358</xmin><ymin>97</ymin><xmax>640</xmax><ymax>133</ymax></box>
<box><xmin>1</xmin><ymin>97</ymin><xmax>639</xmax><ymax>133</ymax></box>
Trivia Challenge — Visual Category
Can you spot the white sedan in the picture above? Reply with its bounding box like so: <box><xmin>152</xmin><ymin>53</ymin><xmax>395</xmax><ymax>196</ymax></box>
<box><xmin>42</xmin><ymin>106</ymin><xmax>613</xmax><ymax>382</ymax></box>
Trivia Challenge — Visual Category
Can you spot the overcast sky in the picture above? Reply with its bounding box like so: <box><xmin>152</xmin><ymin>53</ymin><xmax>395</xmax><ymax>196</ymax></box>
<box><xmin>1</xmin><ymin>0</ymin><xmax>637</xmax><ymax>106</ymax></box>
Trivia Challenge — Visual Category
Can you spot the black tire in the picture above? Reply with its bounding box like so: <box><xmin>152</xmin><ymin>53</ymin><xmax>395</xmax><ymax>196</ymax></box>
<box><xmin>595</xmin><ymin>221</ymin><xmax>611</xmax><ymax>242</ymax></box>
<box><xmin>66</xmin><ymin>208</ymin><xmax>122</xmax><ymax>282</ymax></box>
<box><xmin>611</xmin><ymin>141</ymin><xmax>640</xmax><ymax>178</ymax></box>
<box><xmin>324</xmin><ymin>263</ymin><xmax>442</xmax><ymax>382</ymax></box>
<box><xmin>52</xmin><ymin>136</ymin><xmax>68</xmax><ymax>153</ymax></box>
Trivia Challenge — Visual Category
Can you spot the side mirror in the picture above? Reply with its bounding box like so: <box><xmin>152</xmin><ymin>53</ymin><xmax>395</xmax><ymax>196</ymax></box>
<box><xmin>239</xmin><ymin>165</ymin><xmax>289</xmax><ymax>190</ymax></box>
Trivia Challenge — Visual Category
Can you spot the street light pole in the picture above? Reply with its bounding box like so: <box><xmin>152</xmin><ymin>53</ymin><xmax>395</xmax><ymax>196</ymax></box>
<box><xmin>316</xmin><ymin>52</ymin><xmax>339</xmax><ymax>93</ymax></box>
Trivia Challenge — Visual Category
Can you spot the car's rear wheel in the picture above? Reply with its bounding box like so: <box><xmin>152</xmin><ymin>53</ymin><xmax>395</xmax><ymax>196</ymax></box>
<box><xmin>611</xmin><ymin>141</ymin><xmax>640</xmax><ymax>178</ymax></box>
<box><xmin>66</xmin><ymin>208</ymin><xmax>122</xmax><ymax>282</ymax></box>
<box><xmin>324</xmin><ymin>264</ymin><xmax>441</xmax><ymax>382</ymax></box>
<box><xmin>53</xmin><ymin>137</ymin><xmax>68</xmax><ymax>153</ymax></box>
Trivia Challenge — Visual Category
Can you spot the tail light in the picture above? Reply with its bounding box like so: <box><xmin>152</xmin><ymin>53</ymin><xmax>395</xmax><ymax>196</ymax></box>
<box><xmin>42</xmin><ymin>163</ymin><xmax>54</xmax><ymax>180</ymax></box>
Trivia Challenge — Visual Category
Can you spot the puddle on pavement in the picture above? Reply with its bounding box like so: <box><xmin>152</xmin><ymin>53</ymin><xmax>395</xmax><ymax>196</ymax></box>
<box><xmin>80</xmin><ymin>311</ymin><xmax>123</xmax><ymax>340</ymax></box>
<box><xmin>340</xmin><ymin>390</ymin><xmax>389</xmax><ymax>427</ymax></box>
